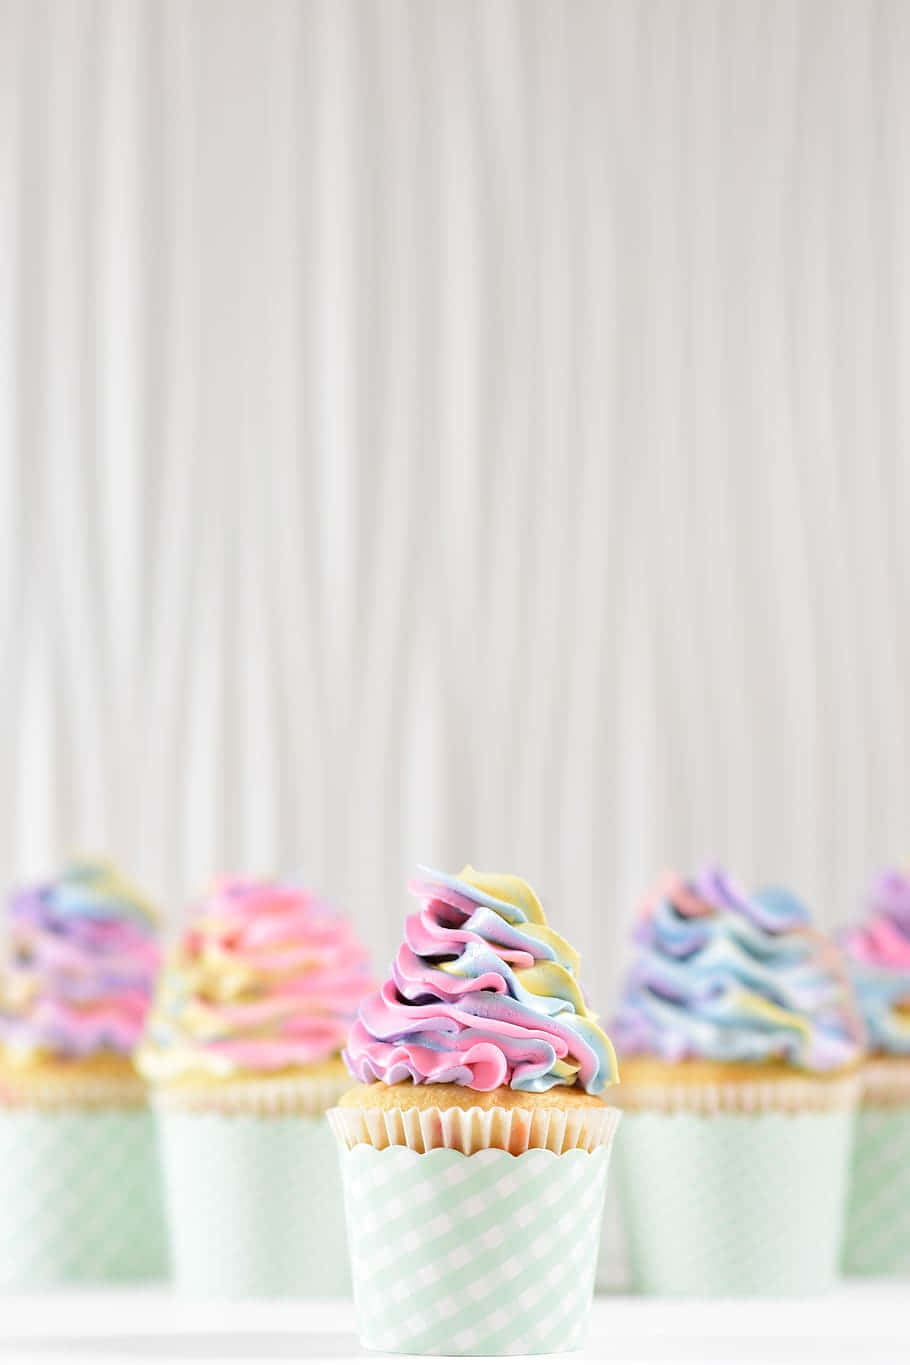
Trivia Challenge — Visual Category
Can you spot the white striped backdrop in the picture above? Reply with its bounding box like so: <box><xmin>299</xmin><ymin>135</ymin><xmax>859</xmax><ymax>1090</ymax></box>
<box><xmin>1</xmin><ymin>0</ymin><xmax>909</xmax><ymax>1001</ymax></box>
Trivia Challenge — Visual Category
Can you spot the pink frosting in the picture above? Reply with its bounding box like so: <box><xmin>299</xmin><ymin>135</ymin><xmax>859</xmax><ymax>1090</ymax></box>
<box><xmin>841</xmin><ymin>870</ymin><xmax>910</xmax><ymax>1055</ymax></box>
<box><xmin>343</xmin><ymin>868</ymin><xmax>615</xmax><ymax>1094</ymax></box>
<box><xmin>0</xmin><ymin>864</ymin><xmax>160</xmax><ymax>1059</ymax></box>
<box><xmin>140</xmin><ymin>879</ymin><xmax>373</xmax><ymax>1077</ymax></box>
<box><xmin>850</xmin><ymin>918</ymin><xmax>910</xmax><ymax>969</ymax></box>
<box><xmin>845</xmin><ymin>875</ymin><xmax>910</xmax><ymax>969</ymax></box>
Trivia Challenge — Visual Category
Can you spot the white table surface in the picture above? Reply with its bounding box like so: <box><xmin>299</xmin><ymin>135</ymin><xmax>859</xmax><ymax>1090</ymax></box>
<box><xmin>0</xmin><ymin>1285</ymin><xmax>905</xmax><ymax>1365</ymax></box>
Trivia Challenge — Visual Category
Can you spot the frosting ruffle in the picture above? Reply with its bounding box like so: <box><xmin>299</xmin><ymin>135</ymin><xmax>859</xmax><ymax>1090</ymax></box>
<box><xmin>0</xmin><ymin>861</ymin><xmax>160</xmax><ymax>1060</ymax></box>
<box><xmin>343</xmin><ymin>866</ymin><xmax>617</xmax><ymax>1094</ymax></box>
<box><xmin>842</xmin><ymin>870</ymin><xmax>910</xmax><ymax>1055</ymax></box>
<box><xmin>137</xmin><ymin>879</ymin><xmax>373</xmax><ymax>1082</ymax></box>
<box><xmin>612</xmin><ymin>866</ymin><xmax>864</xmax><ymax>1073</ymax></box>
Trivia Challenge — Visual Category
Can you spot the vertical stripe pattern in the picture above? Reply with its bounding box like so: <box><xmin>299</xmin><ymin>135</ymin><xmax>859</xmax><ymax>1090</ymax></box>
<box><xmin>0</xmin><ymin>0</ymin><xmax>908</xmax><ymax>997</ymax></box>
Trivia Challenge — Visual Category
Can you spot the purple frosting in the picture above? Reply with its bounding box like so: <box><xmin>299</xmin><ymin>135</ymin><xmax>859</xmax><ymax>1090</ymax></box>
<box><xmin>0</xmin><ymin>862</ymin><xmax>160</xmax><ymax>1059</ymax></box>
<box><xmin>612</xmin><ymin>867</ymin><xmax>864</xmax><ymax>1073</ymax></box>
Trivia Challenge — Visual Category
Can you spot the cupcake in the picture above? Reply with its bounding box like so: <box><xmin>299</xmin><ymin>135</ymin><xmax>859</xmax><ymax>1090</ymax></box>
<box><xmin>611</xmin><ymin>866</ymin><xmax>864</xmax><ymax>1296</ymax></box>
<box><xmin>330</xmin><ymin>866</ymin><xmax>620</xmax><ymax>1356</ymax></box>
<box><xmin>136</xmin><ymin>877</ymin><xmax>373</xmax><ymax>1296</ymax></box>
<box><xmin>0</xmin><ymin>860</ymin><xmax>166</xmax><ymax>1286</ymax></box>
<box><xmin>842</xmin><ymin>869</ymin><xmax>910</xmax><ymax>1274</ymax></box>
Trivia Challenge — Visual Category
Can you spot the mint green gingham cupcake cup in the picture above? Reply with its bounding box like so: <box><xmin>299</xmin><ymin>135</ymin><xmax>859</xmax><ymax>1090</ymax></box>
<box><xmin>614</xmin><ymin>1071</ymin><xmax>859</xmax><ymax>1296</ymax></box>
<box><xmin>0</xmin><ymin>1069</ymin><xmax>167</xmax><ymax>1287</ymax></box>
<box><xmin>329</xmin><ymin>1104</ymin><xmax>620</xmax><ymax>1356</ymax></box>
<box><xmin>336</xmin><ymin>1144</ymin><xmax>610</xmax><ymax>1355</ymax></box>
<box><xmin>155</xmin><ymin>1073</ymin><xmax>351</xmax><ymax>1297</ymax></box>
<box><xmin>844</xmin><ymin>1059</ymin><xmax>910</xmax><ymax>1275</ymax></box>
<box><xmin>331</xmin><ymin>864</ymin><xmax>622</xmax><ymax>1351</ymax></box>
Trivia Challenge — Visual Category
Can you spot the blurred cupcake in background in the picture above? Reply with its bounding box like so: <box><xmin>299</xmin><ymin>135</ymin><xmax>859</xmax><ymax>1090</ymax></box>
<box><xmin>137</xmin><ymin>878</ymin><xmax>372</xmax><ymax>1296</ymax></box>
<box><xmin>330</xmin><ymin>866</ymin><xmax>620</xmax><ymax>1355</ymax></box>
<box><xmin>0</xmin><ymin>860</ymin><xmax>166</xmax><ymax>1286</ymax></box>
<box><xmin>611</xmin><ymin>866</ymin><xmax>864</xmax><ymax>1296</ymax></box>
<box><xmin>842</xmin><ymin>869</ymin><xmax>910</xmax><ymax>1274</ymax></box>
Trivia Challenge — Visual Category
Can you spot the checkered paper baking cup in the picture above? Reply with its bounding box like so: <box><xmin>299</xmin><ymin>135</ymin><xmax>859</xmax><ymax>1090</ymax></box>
<box><xmin>339</xmin><ymin>1145</ymin><xmax>611</xmax><ymax>1355</ymax></box>
<box><xmin>844</xmin><ymin>1105</ymin><xmax>910</xmax><ymax>1275</ymax></box>
<box><xmin>595</xmin><ymin>1165</ymin><xmax>627</xmax><ymax>1291</ymax></box>
<box><xmin>616</xmin><ymin>1109</ymin><xmax>855</xmax><ymax>1295</ymax></box>
<box><xmin>159</xmin><ymin>1111</ymin><xmax>350</xmax><ymax>1296</ymax></box>
<box><xmin>0</xmin><ymin>1109</ymin><xmax>167</xmax><ymax>1286</ymax></box>
<box><xmin>153</xmin><ymin>1068</ymin><xmax>351</xmax><ymax>1117</ymax></box>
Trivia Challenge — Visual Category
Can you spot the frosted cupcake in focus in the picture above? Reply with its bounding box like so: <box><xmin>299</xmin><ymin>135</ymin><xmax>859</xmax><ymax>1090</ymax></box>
<box><xmin>330</xmin><ymin>866</ymin><xmax>620</xmax><ymax>1355</ymax></box>
<box><xmin>0</xmin><ymin>860</ymin><xmax>166</xmax><ymax>1285</ymax></box>
<box><xmin>137</xmin><ymin>878</ymin><xmax>372</xmax><ymax>1296</ymax></box>
<box><xmin>611</xmin><ymin>866</ymin><xmax>864</xmax><ymax>1295</ymax></box>
<box><xmin>842</xmin><ymin>869</ymin><xmax>910</xmax><ymax>1274</ymax></box>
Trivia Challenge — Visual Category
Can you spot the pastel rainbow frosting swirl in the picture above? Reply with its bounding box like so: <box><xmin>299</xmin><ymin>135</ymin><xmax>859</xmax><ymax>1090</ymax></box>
<box><xmin>0</xmin><ymin>861</ymin><xmax>160</xmax><ymax>1061</ymax></box>
<box><xmin>612</xmin><ymin>866</ymin><xmax>863</xmax><ymax>1073</ymax></box>
<box><xmin>344</xmin><ymin>866</ymin><xmax>617</xmax><ymax>1094</ymax></box>
<box><xmin>842</xmin><ymin>870</ymin><xmax>910</xmax><ymax>1055</ymax></box>
<box><xmin>137</xmin><ymin>879</ymin><xmax>373</xmax><ymax>1082</ymax></box>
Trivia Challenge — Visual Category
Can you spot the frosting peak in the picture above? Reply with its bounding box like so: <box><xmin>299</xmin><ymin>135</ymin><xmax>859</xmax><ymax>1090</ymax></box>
<box><xmin>613</xmin><ymin>866</ymin><xmax>864</xmax><ymax>1073</ymax></box>
<box><xmin>343</xmin><ymin>866</ymin><xmax>617</xmax><ymax>1094</ymax></box>
<box><xmin>137</xmin><ymin>879</ymin><xmax>373</xmax><ymax>1082</ymax></box>
<box><xmin>0</xmin><ymin>861</ymin><xmax>160</xmax><ymax>1061</ymax></box>
<box><xmin>842</xmin><ymin>870</ymin><xmax>910</xmax><ymax>1055</ymax></box>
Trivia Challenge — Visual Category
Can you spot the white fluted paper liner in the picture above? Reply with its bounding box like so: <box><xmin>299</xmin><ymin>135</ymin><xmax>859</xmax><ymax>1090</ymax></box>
<box><xmin>612</xmin><ymin>1071</ymin><xmax>861</xmax><ymax>1116</ymax></box>
<box><xmin>328</xmin><ymin>1102</ymin><xmax>621</xmax><ymax>1154</ymax></box>
<box><xmin>859</xmin><ymin>1057</ymin><xmax>910</xmax><ymax>1108</ymax></box>
<box><xmin>0</xmin><ymin>1070</ymin><xmax>147</xmax><ymax>1112</ymax></box>
<box><xmin>153</xmin><ymin>1070</ymin><xmax>350</xmax><ymax>1117</ymax></box>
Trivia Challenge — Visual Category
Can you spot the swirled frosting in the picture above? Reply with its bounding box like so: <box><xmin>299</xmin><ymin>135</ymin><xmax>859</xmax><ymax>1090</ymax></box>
<box><xmin>0</xmin><ymin>861</ymin><xmax>160</xmax><ymax>1061</ymax></box>
<box><xmin>842</xmin><ymin>870</ymin><xmax>910</xmax><ymax>1055</ymax></box>
<box><xmin>344</xmin><ymin>866</ymin><xmax>617</xmax><ymax>1094</ymax></box>
<box><xmin>612</xmin><ymin>866</ymin><xmax>864</xmax><ymax>1073</ymax></box>
<box><xmin>137</xmin><ymin>879</ymin><xmax>373</xmax><ymax>1082</ymax></box>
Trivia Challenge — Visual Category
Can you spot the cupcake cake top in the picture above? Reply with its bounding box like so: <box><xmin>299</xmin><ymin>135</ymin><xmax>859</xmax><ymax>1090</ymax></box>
<box><xmin>612</xmin><ymin>866</ymin><xmax>864</xmax><ymax>1073</ymax></box>
<box><xmin>344</xmin><ymin>865</ymin><xmax>617</xmax><ymax>1094</ymax></box>
<box><xmin>0</xmin><ymin>860</ymin><xmax>160</xmax><ymax>1062</ymax></box>
<box><xmin>137</xmin><ymin>878</ymin><xmax>373</xmax><ymax>1083</ymax></box>
<box><xmin>842</xmin><ymin>870</ymin><xmax>910</xmax><ymax>1055</ymax></box>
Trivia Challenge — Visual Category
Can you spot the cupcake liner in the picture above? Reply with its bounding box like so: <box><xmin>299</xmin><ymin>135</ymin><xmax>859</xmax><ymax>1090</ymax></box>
<box><xmin>0</xmin><ymin>1108</ymin><xmax>168</xmax><ymax>1286</ymax></box>
<box><xmin>844</xmin><ymin>1101</ymin><xmax>910</xmax><ymax>1275</ymax></box>
<box><xmin>153</xmin><ymin>1069</ymin><xmax>351</xmax><ymax>1118</ymax></box>
<box><xmin>612</xmin><ymin>1070</ymin><xmax>861</xmax><ymax>1116</ymax></box>
<box><xmin>158</xmin><ymin>1110</ymin><xmax>349</xmax><ymax>1296</ymax></box>
<box><xmin>859</xmin><ymin>1057</ymin><xmax>910</xmax><ymax>1108</ymax></box>
<box><xmin>338</xmin><ymin>1144</ymin><xmax>612</xmax><ymax>1355</ymax></box>
<box><xmin>595</xmin><ymin>1169</ymin><xmax>628</xmax><ymax>1291</ymax></box>
<box><xmin>327</xmin><ymin>1102</ymin><xmax>620</xmax><ymax>1155</ymax></box>
<box><xmin>0</xmin><ymin>1065</ymin><xmax>147</xmax><ymax>1111</ymax></box>
<box><xmin>616</xmin><ymin>1108</ymin><xmax>855</xmax><ymax>1295</ymax></box>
